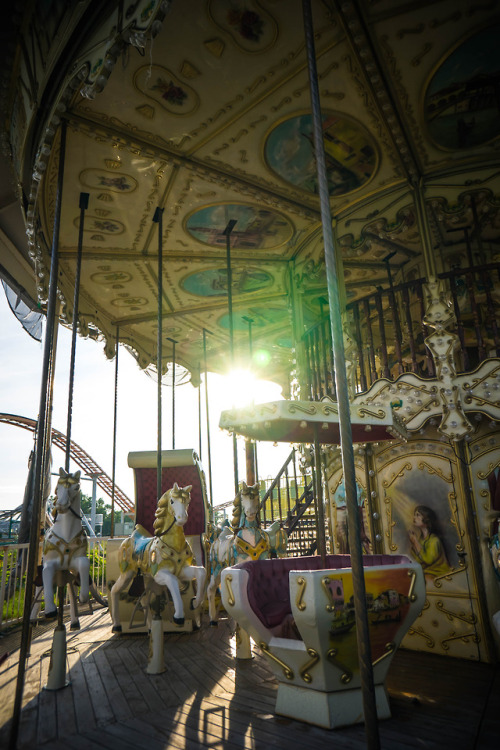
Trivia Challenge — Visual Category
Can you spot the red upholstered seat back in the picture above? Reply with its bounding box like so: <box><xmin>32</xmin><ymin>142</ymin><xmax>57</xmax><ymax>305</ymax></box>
<box><xmin>134</xmin><ymin>465</ymin><xmax>206</xmax><ymax>535</ymax></box>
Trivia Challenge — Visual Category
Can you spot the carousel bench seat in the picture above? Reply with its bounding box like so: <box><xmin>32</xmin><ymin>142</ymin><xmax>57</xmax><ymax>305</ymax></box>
<box><xmin>221</xmin><ymin>553</ymin><xmax>425</xmax><ymax>729</ymax></box>
<box><xmin>238</xmin><ymin>554</ymin><xmax>407</xmax><ymax>638</ymax></box>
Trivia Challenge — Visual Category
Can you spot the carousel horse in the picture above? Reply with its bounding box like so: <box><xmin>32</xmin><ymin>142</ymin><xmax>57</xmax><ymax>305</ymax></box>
<box><xmin>33</xmin><ymin>467</ymin><xmax>90</xmax><ymax>627</ymax></box>
<box><xmin>110</xmin><ymin>482</ymin><xmax>207</xmax><ymax>632</ymax></box>
<box><xmin>207</xmin><ymin>481</ymin><xmax>288</xmax><ymax>626</ymax></box>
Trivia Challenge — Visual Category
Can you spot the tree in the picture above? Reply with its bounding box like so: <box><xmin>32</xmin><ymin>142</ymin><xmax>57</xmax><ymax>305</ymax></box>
<box><xmin>80</xmin><ymin>494</ymin><xmax>113</xmax><ymax>536</ymax></box>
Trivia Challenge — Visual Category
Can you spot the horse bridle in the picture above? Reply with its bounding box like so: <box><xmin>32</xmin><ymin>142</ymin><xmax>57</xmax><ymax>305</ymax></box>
<box><xmin>155</xmin><ymin>517</ymin><xmax>176</xmax><ymax>538</ymax></box>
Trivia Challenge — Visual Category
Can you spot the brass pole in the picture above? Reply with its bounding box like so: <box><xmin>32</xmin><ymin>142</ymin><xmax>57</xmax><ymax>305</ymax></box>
<box><xmin>65</xmin><ymin>191</ymin><xmax>89</xmax><ymax>470</ymax></box>
<box><xmin>223</xmin><ymin>219</ymin><xmax>239</xmax><ymax>495</ymax></box>
<box><xmin>9</xmin><ymin>121</ymin><xmax>67</xmax><ymax>750</ymax></box>
<box><xmin>153</xmin><ymin>207</ymin><xmax>164</xmax><ymax>501</ymax></box>
<box><xmin>302</xmin><ymin>2</ymin><xmax>380</xmax><ymax>746</ymax></box>
<box><xmin>110</xmin><ymin>327</ymin><xmax>119</xmax><ymax>538</ymax></box>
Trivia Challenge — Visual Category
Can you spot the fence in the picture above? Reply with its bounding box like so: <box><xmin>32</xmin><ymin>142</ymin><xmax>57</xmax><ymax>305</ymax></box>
<box><xmin>303</xmin><ymin>262</ymin><xmax>500</xmax><ymax>400</ymax></box>
<box><xmin>0</xmin><ymin>537</ymin><xmax>109</xmax><ymax>630</ymax></box>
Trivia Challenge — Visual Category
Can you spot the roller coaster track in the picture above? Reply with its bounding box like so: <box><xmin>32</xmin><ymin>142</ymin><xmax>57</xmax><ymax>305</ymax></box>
<box><xmin>0</xmin><ymin>413</ymin><xmax>134</xmax><ymax>513</ymax></box>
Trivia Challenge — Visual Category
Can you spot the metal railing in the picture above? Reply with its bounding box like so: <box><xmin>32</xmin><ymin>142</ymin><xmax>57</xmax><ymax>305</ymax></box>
<box><xmin>0</xmin><ymin>537</ymin><xmax>109</xmax><ymax>631</ymax></box>
<box><xmin>303</xmin><ymin>262</ymin><xmax>500</xmax><ymax>399</ymax></box>
<box><xmin>259</xmin><ymin>448</ymin><xmax>323</xmax><ymax>555</ymax></box>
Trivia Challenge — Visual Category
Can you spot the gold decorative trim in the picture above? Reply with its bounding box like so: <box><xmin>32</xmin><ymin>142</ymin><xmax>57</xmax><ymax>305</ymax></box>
<box><xmin>259</xmin><ymin>642</ymin><xmax>294</xmax><ymax>680</ymax></box>
<box><xmin>357</xmin><ymin>408</ymin><xmax>386</xmax><ymax>420</ymax></box>
<box><xmin>384</xmin><ymin>497</ymin><xmax>397</xmax><ymax>552</ymax></box>
<box><xmin>407</xmin><ymin>626</ymin><xmax>435</xmax><ymax>648</ymax></box>
<box><xmin>441</xmin><ymin>631</ymin><xmax>480</xmax><ymax>651</ymax></box>
<box><xmin>430</xmin><ymin>560</ymin><xmax>466</xmax><ymax>588</ymax></box>
<box><xmin>321</xmin><ymin>575</ymin><xmax>335</xmax><ymax>612</ymax></box>
<box><xmin>372</xmin><ymin>642</ymin><xmax>395</xmax><ymax>668</ymax></box>
<box><xmin>417</xmin><ymin>462</ymin><xmax>453</xmax><ymax>483</ymax></box>
<box><xmin>296</xmin><ymin>576</ymin><xmax>307</xmax><ymax>611</ymax></box>
<box><xmin>407</xmin><ymin>569</ymin><xmax>417</xmax><ymax>602</ymax></box>
<box><xmin>436</xmin><ymin>600</ymin><xmax>477</xmax><ymax>625</ymax></box>
<box><xmin>204</xmin><ymin>37</ymin><xmax>225</xmax><ymax>58</ymax></box>
<box><xmin>224</xmin><ymin>574</ymin><xmax>235</xmax><ymax>607</ymax></box>
<box><xmin>299</xmin><ymin>648</ymin><xmax>320</xmax><ymax>683</ymax></box>
<box><xmin>326</xmin><ymin>648</ymin><xmax>352</xmax><ymax>684</ymax></box>
<box><xmin>477</xmin><ymin>459</ymin><xmax>500</xmax><ymax>481</ymax></box>
<box><xmin>382</xmin><ymin>463</ymin><xmax>412</xmax><ymax>488</ymax></box>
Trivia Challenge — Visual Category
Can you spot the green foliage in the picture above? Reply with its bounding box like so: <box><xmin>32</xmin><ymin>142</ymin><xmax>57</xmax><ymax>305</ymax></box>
<box><xmin>80</xmin><ymin>493</ymin><xmax>113</xmax><ymax>535</ymax></box>
<box><xmin>88</xmin><ymin>545</ymin><xmax>106</xmax><ymax>584</ymax></box>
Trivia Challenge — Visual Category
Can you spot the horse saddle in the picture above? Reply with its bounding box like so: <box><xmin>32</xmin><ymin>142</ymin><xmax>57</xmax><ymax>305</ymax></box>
<box><xmin>130</xmin><ymin>526</ymin><xmax>153</xmax><ymax>561</ymax></box>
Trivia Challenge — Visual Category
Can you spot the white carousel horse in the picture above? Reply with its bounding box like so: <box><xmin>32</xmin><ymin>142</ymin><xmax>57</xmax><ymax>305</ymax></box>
<box><xmin>110</xmin><ymin>483</ymin><xmax>207</xmax><ymax>632</ymax></box>
<box><xmin>207</xmin><ymin>481</ymin><xmax>288</xmax><ymax>626</ymax></box>
<box><xmin>32</xmin><ymin>467</ymin><xmax>90</xmax><ymax>627</ymax></box>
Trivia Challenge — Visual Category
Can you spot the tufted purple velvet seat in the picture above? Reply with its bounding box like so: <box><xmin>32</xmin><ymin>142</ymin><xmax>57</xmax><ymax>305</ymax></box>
<box><xmin>233</xmin><ymin>554</ymin><xmax>410</xmax><ymax>639</ymax></box>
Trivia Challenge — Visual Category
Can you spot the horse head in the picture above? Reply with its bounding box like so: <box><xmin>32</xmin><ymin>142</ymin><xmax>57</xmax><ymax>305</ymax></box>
<box><xmin>154</xmin><ymin>482</ymin><xmax>192</xmax><ymax>532</ymax></box>
<box><xmin>234</xmin><ymin>481</ymin><xmax>260</xmax><ymax>527</ymax></box>
<box><xmin>53</xmin><ymin>467</ymin><xmax>81</xmax><ymax>514</ymax></box>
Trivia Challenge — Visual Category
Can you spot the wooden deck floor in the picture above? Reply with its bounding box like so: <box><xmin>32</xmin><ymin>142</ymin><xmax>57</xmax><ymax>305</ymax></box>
<box><xmin>0</xmin><ymin>604</ymin><xmax>499</xmax><ymax>749</ymax></box>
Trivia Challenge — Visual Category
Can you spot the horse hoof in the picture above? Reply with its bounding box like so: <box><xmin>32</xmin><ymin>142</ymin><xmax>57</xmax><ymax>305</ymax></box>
<box><xmin>44</xmin><ymin>611</ymin><xmax>57</xmax><ymax>620</ymax></box>
<box><xmin>112</xmin><ymin>625</ymin><xmax>122</xmax><ymax>633</ymax></box>
<box><xmin>70</xmin><ymin>621</ymin><xmax>80</xmax><ymax>631</ymax></box>
<box><xmin>173</xmin><ymin>616</ymin><xmax>185</xmax><ymax>626</ymax></box>
<box><xmin>209</xmin><ymin>620</ymin><xmax>218</xmax><ymax>627</ymax></box>
<box><xmin>190</xmin><ymin>597</ymin><xmax>198</xmax><ymax>611</ymax></box>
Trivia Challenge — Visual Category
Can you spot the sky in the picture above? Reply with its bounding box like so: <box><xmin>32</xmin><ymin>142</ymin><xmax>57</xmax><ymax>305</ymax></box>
<box><xmin>0</xmin><ymin>287</ymin><xmax>290</xmax><ymax>513</ymax></box>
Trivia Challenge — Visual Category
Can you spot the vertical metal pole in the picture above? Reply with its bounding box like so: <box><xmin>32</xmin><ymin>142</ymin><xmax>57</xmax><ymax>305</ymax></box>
<box><xmin>302</xmin><ymin>3</ymin><xmax>380</xmax><ymax>747</ymax></box>
<box><xmin>203</xmin><ymin>329</ymin><xmax>214</xmax><ymax>519</ymax></box>
<box><xmin>9</xmin><ymin>121</ymin><xmax>67</xmax><ymax>750</ymax></box>
<box><xmin>197</xmin><ymin>363</ymin><xmax>202</xmax><ymax>460</ymax></box>
<box><xmin>110</xmin><ymin>327</ymin><xmax>119</xmax><ymax>538</ymax></box>
<box><xmin>65</xmin><ymin>191</ymin><xmax>89</xmax><ymax>471</ymax></box>
<box><xmin>167</xmin><ymin>337</ymin><xmax>177</xmax><ymax>449</ymax></box>
<box><xmin>313</xmin><ymin>424</ymin><xmax>327</xmax><ymax>565</ymax></box>
<box><xmin>223</xmin><ymin>219</ymin><xmax>239</xmax><ymax>495</ymax></box>
<box><xmin>243</xmin><ymin>315</ymin><xmax>257</xmax><ymax>486</ymax></box>
<box><xmin>153</xmin><ymin>207</ymin><xmax>164</xmax><ymax>501</ymax></box>
<box><xmin>91</xmin><ymin>475</ymin><xmax>97</xmax><ymax>533</ymax></box>
<box><xmin>223</xmin><ymin>219</ymin><xmax>237</xmax><ymax>361</ymax></box>
<box><xmin>413</xmin><ymin>180</ymin><xmax>437</xmax><ymax>278</ymax></box>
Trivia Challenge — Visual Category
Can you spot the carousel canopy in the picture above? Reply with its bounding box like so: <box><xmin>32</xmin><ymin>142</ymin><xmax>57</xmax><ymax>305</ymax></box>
<box><xmin>1</xmin><ymin>0</ymin><xmax>499</xmax><ymax>389</ymax></box>
<box><xmin>219</xmin><ymin>398</ymin><xmax>407</xmax><ymax>444</ymax></box>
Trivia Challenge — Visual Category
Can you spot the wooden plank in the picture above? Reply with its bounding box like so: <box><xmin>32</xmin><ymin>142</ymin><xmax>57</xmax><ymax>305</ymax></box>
<box><xmin>103</xmin><ymin>647</ymin><xmax>149</xmax><ymax>715</ymax></box>
<box><xmin>36</xmin><ymin>650</ymin><xmax>57</xmax><ymax>746</ymax></box>
<box><xmin>116</xmin><ymin>641</ymin><xmax>171</xmax><ymax>714</ymax></box>
<box><xmin>80</xmin><ymin>658</ymin><xmax>115</xmax><ymax>726</ymax></box>
<box><xmin>97</xmin><ymin>649</ymin><xmax>133</xmax><ymax>722</ymax></box>
<box><xmin>145</xmin><ymin>706</ymin><xmax>245</xmax><ymax>750</ymax></box>
<box><xmin>131</xmin><ymin>713</ymin><xmax>213</xmax><ymax>750</ymax></box>
<box><xmin>1</xmin><ymin>607</ymin><xmax>499</xmax><ymax>750</ymax></box>
<box><xmin>66</xmin><ymin>643</ymin><xmax>97</xmax><ymax>736</ymax></box>
<box><xmin>96</xmin><ymin>717</ymin><xmax>183</xmax><ymax>750</ymax></box>
<box><xmin>198</xmin><ymin>691</ymin><xmax>366</xmax><ymax>750</ymax></box>
<box><xmin>55</xmin><ymin>669</ymin><xmax>78</xmax><ymax>739</ymax></box>
<box><xmin>83</xmin><ymin>725</ymin><xmax>142</xmax><ymax>750</ymax></box>
<box><xmin>129</xmin><ymin>712</ymin><xmax>197</xmax><ymax>747</ymax></box>
<box><xmin>16</xmin><ymin>655</ymin><xmax>41</xmax><ymax>748</ymax></box>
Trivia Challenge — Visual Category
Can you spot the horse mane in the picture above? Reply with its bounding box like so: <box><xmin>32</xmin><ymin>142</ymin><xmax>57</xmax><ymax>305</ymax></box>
<box><xmin>153</xmin><ymin>483</ymin><xmax>191</xmax><ymax>534</ymax></box>
<box><xmin>57</xmin><ymin>468</ymin><xmax>81</xmax><ymax>491</ymax></box>
<box><xmin>231</xmin><ymin>492</ymin><xmax>242</xmax><ymax>530</ymax></box>
<box><xmin>153</xmin><ymin>488</ymin><xmax>175</xmax><ymax>534</ymax></box>
<box><xmin>231</xmin><ymin>481</ymin><xmax>261</xmax><ymax>530</ymax></box>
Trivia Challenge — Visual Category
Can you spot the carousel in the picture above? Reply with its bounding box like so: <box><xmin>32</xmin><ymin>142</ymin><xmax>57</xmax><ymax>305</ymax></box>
<box><xmin>1</xmin><ymin>1</ymin><xmax>500</xmax><ymax>748</ymax></box>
